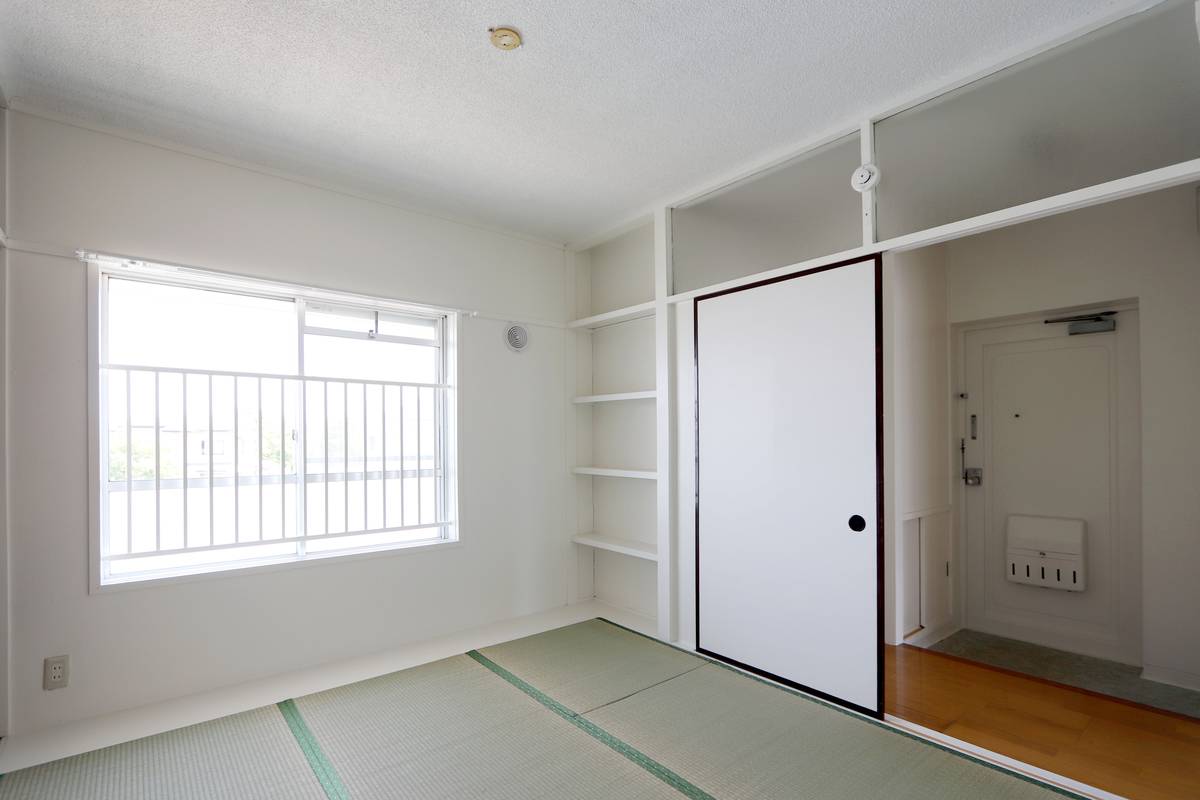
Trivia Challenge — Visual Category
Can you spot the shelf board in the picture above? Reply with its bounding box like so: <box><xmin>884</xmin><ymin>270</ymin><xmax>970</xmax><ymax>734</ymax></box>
<box><xmin>568</xmin><ymin>301</ymin><xmax>656</xmax><ymax>330</ymax></box>
<box><xmin>572</xmin><ymin>467</ymin><xmax>658</xmax><ymax>480</ymax></box>
<box><xmin>572</xmin><ymin>533</ymin><xmax>658</xmax><ymax>562</ymax></box>
<box><xmin>573</xmin><ymin>390</ymin><xmax>657</xmax><ymax>404</ymax></box>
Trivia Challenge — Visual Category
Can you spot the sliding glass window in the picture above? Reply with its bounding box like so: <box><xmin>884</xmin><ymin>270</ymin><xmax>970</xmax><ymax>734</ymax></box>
<box><xmin>97</xmin><ymin>267</ymin><xmax>456</xmax><ymax>586</ymax></box>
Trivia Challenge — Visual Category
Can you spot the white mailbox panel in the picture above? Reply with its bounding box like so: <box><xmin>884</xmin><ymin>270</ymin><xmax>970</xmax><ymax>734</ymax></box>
<box><xmin>1005</xmin><ymin>515</ymin><xmax>1086</xmax><ymax>592</ymax></box>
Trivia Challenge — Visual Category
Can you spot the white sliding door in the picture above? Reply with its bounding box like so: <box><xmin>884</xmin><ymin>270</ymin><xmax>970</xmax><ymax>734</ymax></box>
<box><xmin>695</xmin><ymin>256</ymin><xmax>881</xmax><ymax>715</ymax></box>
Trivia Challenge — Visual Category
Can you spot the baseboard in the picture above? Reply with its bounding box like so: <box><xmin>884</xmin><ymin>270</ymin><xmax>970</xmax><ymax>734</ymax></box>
<box><xmin>0</xmin><ymin>601</ymin><xmax>644</xmax><ymax>775</ymax></box>
<box><xmin>904</xmin><ymin>622</ymin><xmax>960</xmax><ymax>649</ymax></box>
<box><xmin>1141</xmin><ymin>663</ymin><xmax>1200</xmax><ymax>692</ymax></box>
<box><xmin>590</xmin><ymin>596</ymin><xmax>657</xmax><ymax>634</ymax></box>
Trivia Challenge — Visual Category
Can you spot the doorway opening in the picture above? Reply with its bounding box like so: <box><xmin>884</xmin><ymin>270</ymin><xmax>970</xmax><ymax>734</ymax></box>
<box><xmin>882</xmin><ymin>181</ymin><xmax>1200</xmax><ymax>798</ymax></box>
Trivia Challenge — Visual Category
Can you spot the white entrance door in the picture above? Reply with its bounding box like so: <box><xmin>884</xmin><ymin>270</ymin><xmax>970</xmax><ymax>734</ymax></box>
<box><xmin>695</xmin><ymin>257</ymin><xmax>881</xmax><ymax>715</ymax></box>
<box><xmin>961</xmin><ymin>309</ymin><xmax>1141</xmax><ymax>663</ymax></box>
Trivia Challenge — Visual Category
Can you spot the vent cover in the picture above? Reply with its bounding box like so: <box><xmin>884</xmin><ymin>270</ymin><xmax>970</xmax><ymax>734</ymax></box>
<box><xmin>505</xmin><ymin>323</ymin><xmax>530</xmax><ymax>352</ymax></box>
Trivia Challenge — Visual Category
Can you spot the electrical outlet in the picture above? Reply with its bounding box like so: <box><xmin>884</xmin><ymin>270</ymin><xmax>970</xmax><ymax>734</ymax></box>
<box><xmin>43</xmin><ymin>655</ymin><xmax>69</xmax><ymax>691</ymax></box>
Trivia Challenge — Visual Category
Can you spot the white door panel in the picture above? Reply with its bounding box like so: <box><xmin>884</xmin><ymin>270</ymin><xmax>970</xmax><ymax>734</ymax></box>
<box><xmin>696</xmin><ymin>258</ymin><xmax>880</xmax><ymax>714</ymax></box>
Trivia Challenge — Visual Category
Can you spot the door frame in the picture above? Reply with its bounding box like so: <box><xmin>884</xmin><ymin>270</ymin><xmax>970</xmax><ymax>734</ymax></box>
<box><xmin>692</xmin><ymin>253</ymin><xmax>884</xmax><ymax>719</ymax></box>
<box><xmin>950</xmin><ymin>299</ymin><xmax>1141</xmax><ymax>659</ymax></box>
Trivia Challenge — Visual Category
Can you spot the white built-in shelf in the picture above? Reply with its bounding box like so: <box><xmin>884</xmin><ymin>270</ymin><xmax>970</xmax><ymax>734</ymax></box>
<box><xmin>573</xmin><ymin>390</ymin><xmax>657</xmax><ymax>404</ymax></box>
<box><xmin>572</xmin><ymin>533</ymin><xmax>658</xmax><ymax>562</ymax></box>
<box><xmin>572</xmin><ymin>467</ymin><xmax>658</xmax><ymax>480</ymax></box>
<box><xmin>568</xmin><ymin>301</ymin><xmax>656</xmax><ymax>330</ymax></box>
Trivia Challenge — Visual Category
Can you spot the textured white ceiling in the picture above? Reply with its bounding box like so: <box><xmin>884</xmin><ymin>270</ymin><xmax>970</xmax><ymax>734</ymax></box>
<box><xmin>0</xmin><ymin>0</ymin><xmax>1152</xmax><ymax>244</ymax></box>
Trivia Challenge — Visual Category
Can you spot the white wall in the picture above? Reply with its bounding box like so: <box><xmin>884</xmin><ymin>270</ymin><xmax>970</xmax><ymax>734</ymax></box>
<box><xmin>882</xmin><ymin>246</ymin><xmax>951</xmax><ymax>644</ymax></box>
<box><xmin>887</xmin><ymin>248</ymin><xmax>951</xmax><ymax>518</ymax></box>
<box><xmin>945</xmin><ymin>184</ymin><xmax>1200</xmax><ymax>689</ymax></box>
<box><xmin>586</xmin><ymin>223</ymin><xmax>654</xmax><ymax>316</ymax></box>
<box><xmin>1</xmin><ymin>105</ymin><xmax>8</xmax><ymax>228</ymax></box>
<box><xmin>4</xmin><ymin>110</ymin><xmax>574</xmax><ymax>734</ymax></box>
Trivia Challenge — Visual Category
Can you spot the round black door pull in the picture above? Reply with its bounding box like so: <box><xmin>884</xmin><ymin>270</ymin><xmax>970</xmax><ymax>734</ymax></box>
<box><xmin>848</xmin><ymin>515</ymin><xmax>866</xmax><ymax>532</ymax></box>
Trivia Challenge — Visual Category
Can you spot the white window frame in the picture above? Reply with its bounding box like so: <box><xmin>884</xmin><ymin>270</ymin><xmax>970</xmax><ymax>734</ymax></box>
<box><xmin>86</xmin><ymin>255</ymin><xmax>460</xmax><ymax>592</ymax></box>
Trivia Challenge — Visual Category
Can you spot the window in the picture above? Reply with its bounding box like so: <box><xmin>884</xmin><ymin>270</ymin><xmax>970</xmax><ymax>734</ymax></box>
<box><xmin>91</xmin><ymin>258</ymin><xmax>457</xmax><ymax>586</ymax></box>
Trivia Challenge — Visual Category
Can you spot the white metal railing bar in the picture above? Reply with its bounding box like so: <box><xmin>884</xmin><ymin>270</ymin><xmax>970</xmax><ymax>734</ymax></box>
<box><xmin>259</xmin><ymin>379</ymin><xmax>266</xmax><ymax>542</ymax></box>
<box><xmin>154</xmin><ymin>372</ymin><xmax>161</xmax><ymax>551</ymax></box>
<box><xmin>382</xmin><ymin>385</ymin><xmax>388</xmax><ymax>525</ymax></box>
<box><xmin>207</xmin><ymin>374</ymin><xmax>214</xmax><ymax>547</ymax></box>
<box><xmin>104</xmin><ymin>522</ymin><xmax>454</xmax><ymax>561</ymax></box>
<box><xmin>281</xmin><ymin>380</ymin><xmax>287</xmax><ymax>538</ymax></box>
<box><xmin>439</xmin><ymin>388</ymin><xmax>444</xmax><ymax>525</ymax></box>
<box><xmin>182</xmin><ymin>374</ymin><xmax>188</xmax><ymax>545</ymax></box>
<box><xmin>417</xmin><ymin>388</ymin><xmax>422</xmax><ymax>524</ymax></box>
<box><xmin>399</xmin><ymin>385</ymin><xmax>406</xmax><ymax>525</ymax></box>
<box><xmin>343</xmin><ymin>381</ymin><xmax>349</xmax><ymax>535</ymax></box>
<box><xmin>324</xmin><ymin>380</ymin><xmax>330</xmax><ymax>536</ymax></box>
<box><xmin>101</xmin><ymin>362</ymin><xmax>451</xmax><ymax>390</ymax></box>
<box><xmin>300</xmin><ymin>381</ymin><xmax>307</xmax><ymax>538</ymax></box>
<box><xmin>125</xmin><ymin>370</ymin><xmax>132</xmax><ymax>555</ymax></box>
<box><xmin>234</xmin><ymin>377</ymin><xmax>239</xmax><ymax>543</ymax></box>
<box><xmin>362</xmin><ymin>384</ymin><xmax>368</xmax><ymax>530</ymax></box>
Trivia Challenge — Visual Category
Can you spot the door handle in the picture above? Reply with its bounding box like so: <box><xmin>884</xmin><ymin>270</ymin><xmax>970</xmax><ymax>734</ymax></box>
<box><xmin>848</xmin><ymin>515</ymin><xmax>867</xmax><ymax>532</ymax></box>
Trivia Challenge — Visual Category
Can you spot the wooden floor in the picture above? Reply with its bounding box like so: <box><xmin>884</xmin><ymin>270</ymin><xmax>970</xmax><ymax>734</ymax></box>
<box><xmin>885</xmin><ymin>645</ymin><xmax>1200</xmax><ymax>800</ymax></box>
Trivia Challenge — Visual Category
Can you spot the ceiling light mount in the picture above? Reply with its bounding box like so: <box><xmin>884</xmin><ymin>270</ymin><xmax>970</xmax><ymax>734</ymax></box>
<box><xmin>489</xmin><ymin>27</ymin><xmax>522</xmax><ymax>50</ymax></box>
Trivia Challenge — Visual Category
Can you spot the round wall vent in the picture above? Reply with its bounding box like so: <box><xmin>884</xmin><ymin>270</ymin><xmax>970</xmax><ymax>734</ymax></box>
<box><xmin>505</xmin><ymin>323</ymin><xmax>530</xmax><ymax>352</ymax></box>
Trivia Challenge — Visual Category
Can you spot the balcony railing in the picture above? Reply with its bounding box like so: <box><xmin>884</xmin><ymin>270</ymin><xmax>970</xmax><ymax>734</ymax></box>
<box><xmin>100</xmin><ymin>364</ymin><xmax>452</xmax><ymax>574</ymax></box>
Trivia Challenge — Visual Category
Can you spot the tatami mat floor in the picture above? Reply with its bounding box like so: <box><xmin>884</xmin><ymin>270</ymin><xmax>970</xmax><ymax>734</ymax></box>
<box><xmin>0</xmin><ymin>619</ymin><xmax>1085</xmax><ymax>799</ymax></box>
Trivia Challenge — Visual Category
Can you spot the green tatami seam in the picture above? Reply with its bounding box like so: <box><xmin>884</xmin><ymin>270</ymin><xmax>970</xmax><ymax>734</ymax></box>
<box><xmin>277</xmin><ymin>699</ymin><xmax>350</xmax><ymax>800</ymax></box>
<box><xmin>467</xmin><ymin>649</ymin><xmax>715</xmax><ymax>800</ymax></box>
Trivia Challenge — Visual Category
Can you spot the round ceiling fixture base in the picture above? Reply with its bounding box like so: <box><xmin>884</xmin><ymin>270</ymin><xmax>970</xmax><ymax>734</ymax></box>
<box><xmin>490</xmin><ymin>27</ymin><xmax>522</xmax><ymax>50</ymax></box>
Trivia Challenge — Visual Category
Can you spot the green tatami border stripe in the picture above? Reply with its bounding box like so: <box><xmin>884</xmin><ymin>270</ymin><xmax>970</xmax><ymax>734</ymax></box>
<box><xmin>467</xmin><ymin>649</ymin><xmax>715</xmax><ymax>800</ymax></box>
<box><xmin>594</xmin><ymin>617</ymin><xmax>1087</xmax><ymax>800</ymax></box>
<box><xmin>277</xmin><ymin>699</ymin><xmax>350</xmax><ymax>800</ymax></box>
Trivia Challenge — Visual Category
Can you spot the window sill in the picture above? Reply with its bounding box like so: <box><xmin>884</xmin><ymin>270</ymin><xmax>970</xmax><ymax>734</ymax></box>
<box><xmin>89</xmin><ymin>535</ymin><xmax>463</xmax><ymax>595</ymax></box>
